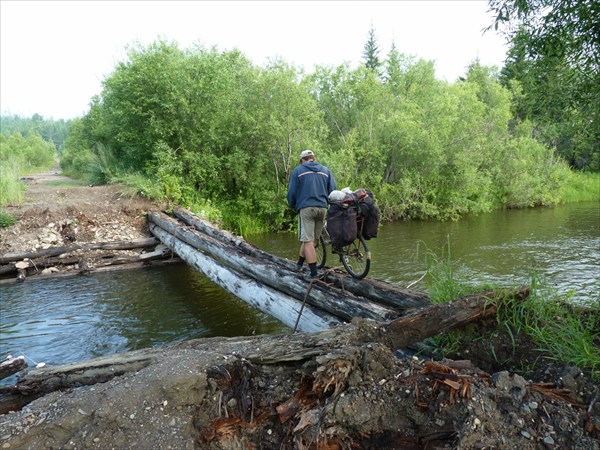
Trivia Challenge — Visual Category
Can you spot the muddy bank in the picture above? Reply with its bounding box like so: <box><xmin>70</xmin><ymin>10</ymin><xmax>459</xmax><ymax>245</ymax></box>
<box><xmin>1</xmin><ymin>324</ymin><xmax>598</xmax><ymax>449</ymax></box>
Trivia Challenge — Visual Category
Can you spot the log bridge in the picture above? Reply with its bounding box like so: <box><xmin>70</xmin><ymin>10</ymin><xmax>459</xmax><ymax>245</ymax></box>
<box><xmin>147</xmin><ymin>207</ymin><xmax>432</xmax><ymax>332</ymax></box>
<box><xmin>0</xmin><ymin>205</ymin><xmax>532</xmax><ymax>414</ymax></box>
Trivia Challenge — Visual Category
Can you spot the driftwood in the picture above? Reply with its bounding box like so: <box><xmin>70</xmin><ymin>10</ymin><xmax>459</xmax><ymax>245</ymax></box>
<box><xmin>0</xmin><ymin>241</ymin><xmax>174</xmax><ymax>284</ymax></box>
<box><xmin>0</xmin><ymin>356</ymin><xmax>28</xmax><ymax>381</ymax></box>
<box><xmin>0</xmin><ymin>287</ymin><xmax>529</xmax><ymax>415</ymax></box>
<box><xmin>0</xmin><ymin>258</ymin><xmax>183</xmax><ymax>286</ymax></box>
<box><xmin>171</xmin><ymin>206</ymin><xmax>431</xmax><ymax>310</ymax></box>
<box><xmin>149</xmin><ymin>211</ymin><xmax>399</xmax><ymax>322</ymax></box>
<box><xmin>0</xmin><ymin>237</ymin><xmax>159</xmax><ymax>264</ymax></box>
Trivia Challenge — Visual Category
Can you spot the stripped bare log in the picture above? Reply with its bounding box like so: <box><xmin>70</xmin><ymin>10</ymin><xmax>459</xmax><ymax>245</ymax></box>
<box><xmin>171</xmin><ymin>206</ymin><xmax>431</xmax><ymax>310</ymax></box>
<box><xmin>149</xmin><ymin>211</ymin><xmax>398</xmax><ymax>322</ymax></box>
<box><xmin>151</xmin><ymin>225</ymin><xmax>343</xmax><ymax>333</ymax></box>
<box><xmin>0</xmin><ymin>238</ymin><xmax>159</xmax><ymax>264</ymax></box>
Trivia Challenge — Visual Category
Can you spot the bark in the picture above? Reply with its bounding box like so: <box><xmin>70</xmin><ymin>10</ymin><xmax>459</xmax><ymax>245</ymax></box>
<box><xmin>149</xmin><ymin>211</ymin><xmax>398</xmax><ymax>322</ymax></box>
<box><xmin>0</xmin><ymin>238</ymin><xmax>159</xmax><ymax>264</ymax></box>
<box><xmin>171</xmin><ymin>206</ymin><xmax>431</xmax><ymax>310</ymax></box>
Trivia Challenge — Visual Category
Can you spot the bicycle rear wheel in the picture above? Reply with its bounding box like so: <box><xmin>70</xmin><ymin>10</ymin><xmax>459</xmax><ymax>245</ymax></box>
<box><xmin>341</xmin><ymin>236</ymin><xmax>370</xmax><ymax>279</ymax></box>
<box><xmin>316</xmin><ymin>234</ymin><xmax>327</xmax><ymax>269</ymax></box>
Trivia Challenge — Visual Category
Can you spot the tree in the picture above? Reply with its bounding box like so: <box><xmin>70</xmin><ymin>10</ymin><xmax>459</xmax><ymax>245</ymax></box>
<box><xmin>487</xmin><ymin>0</ymin><xmax>600</xmax><ymax>169</ymax></box>
<box><xmin>362</xmin><ymin>26</ymin><xmax>381</xmax><ymax>75</ymax></box>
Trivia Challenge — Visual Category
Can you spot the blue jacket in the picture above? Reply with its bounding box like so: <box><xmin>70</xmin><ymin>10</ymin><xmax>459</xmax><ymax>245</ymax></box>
<box><xmin>287</xmin><ymin>161</ymin><xmax>337</xmax><ymax>212</ymax></box>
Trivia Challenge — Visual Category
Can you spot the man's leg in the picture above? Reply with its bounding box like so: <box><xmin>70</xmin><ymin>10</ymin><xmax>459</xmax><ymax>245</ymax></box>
<box><xmin>299</xmin><ymin>208</ymin><xmax>319</xmax><ymax>277</ymax></box>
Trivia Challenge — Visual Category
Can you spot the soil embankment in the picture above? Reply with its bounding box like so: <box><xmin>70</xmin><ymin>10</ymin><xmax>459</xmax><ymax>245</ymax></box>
<box><xmin>0</xmin><ymin>169</ymin><xmax>598</xmax><ymax>449</ymax></box>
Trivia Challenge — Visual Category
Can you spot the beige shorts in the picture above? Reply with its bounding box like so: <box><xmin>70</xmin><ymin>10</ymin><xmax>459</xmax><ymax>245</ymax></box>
<box><xmin>298</xmin><ymin>207</ymin><xmax>327</xmax><ymax>243</ymax></box>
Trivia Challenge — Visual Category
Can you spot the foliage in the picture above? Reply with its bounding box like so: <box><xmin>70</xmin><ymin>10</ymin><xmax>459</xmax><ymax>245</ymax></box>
<box><xmin>559</xmin><ymin>171</ymin><xmax>600</xmax><ymax>203</ymax></box>
<box><xmin>62</xmin><ymin>37</ymin><xmax>581</xmax><ymax>232</ymax></box>
<box><xmin>487</xmin><ymin>0</ymin><xmax>600</xmax><ymax>169</ymax></box>
<box><xmin>0</xmin><ymin>130</ymin><xmax>56</xmax><ymax>206</ymax></box>
<box><xmin>498</xmin><ymin>274</ymin><xmax>600</xmax><ymax>380</ymax></box>
<box><xmin>425</xmin><ymin>244</ymin><xmax>599</xmax><ymax>379</ymax></box>
<box><xmin>362</xmin><ymin>26</ymin><xmax>382</xmax><ymax>75</ymax></box>
<box><xmin>0</xmin><ymin>160</ymin><xmax>25</xmax><ymax>206</ymax></box>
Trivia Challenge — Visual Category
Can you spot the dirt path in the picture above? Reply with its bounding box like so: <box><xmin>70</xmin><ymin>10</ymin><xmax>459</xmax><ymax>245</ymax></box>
<box><xmin>0</xmin><ymin>170</ymin><xmax>598</xmax><ymax>449</ymax></box>
<box><xmin>0</xmin><ymin>167</ymin><xmax>157</xmax><ymax>255</ymax></box>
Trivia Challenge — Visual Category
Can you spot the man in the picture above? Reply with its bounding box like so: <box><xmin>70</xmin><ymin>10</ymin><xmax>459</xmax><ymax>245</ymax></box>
<box><xmin>287</xmin><ymin>149</ymin><xmax>337</xmax><ymax>281</ymax></box>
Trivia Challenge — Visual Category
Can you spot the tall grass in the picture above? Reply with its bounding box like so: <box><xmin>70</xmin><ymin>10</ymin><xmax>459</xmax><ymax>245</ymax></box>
<box><xmin>425</xmin><ymin>243</ymin><xmax>599</xmax><ymax>380</ymax></box>
<box><xmin>423</xmin><ymin>237</ymin><xmax>492</xmax><ymax>304</ymax></box>
<box><xmin>559</xmin><ymin>171</ymin><xmax>600</xmax><ymax>203</ymax></box>
<box><xmin>498</xmin><ymin>274</ymin><xmax>599</xmax><ymax>379</ymax></box>
<box><xmin>0</xmin><ymin>161</ymin><xmax>25</xmax><ymax>206</ymax></box>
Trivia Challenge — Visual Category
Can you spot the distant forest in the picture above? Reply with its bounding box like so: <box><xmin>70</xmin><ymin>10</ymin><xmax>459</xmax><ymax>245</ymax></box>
<box><xmin>1</xmin><ymin>114</ymin><xmax>70</xmax><ymax>152</ymax></box>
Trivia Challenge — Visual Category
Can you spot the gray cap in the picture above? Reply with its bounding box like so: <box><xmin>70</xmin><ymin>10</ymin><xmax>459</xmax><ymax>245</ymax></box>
<box><xmin>300</xmin><ymin>149</ymin><xmax>314</xmax><ymax>159</ymax></box>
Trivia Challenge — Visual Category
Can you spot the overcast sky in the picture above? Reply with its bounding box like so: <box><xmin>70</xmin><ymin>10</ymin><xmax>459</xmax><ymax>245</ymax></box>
<box><xmin>1</xmin><ymin>1</ymin><xmax>507</xmax><ymax>120</ymax></box>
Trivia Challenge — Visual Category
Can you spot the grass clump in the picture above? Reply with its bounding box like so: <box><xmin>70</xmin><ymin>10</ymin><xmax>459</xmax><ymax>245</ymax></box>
<box><xmin>497</xmin><ymin>274</ymin><xmax>599</xmax><ymax>380</ymax></box>
<box><xmin>559</xmin><ymin>171</ymin><xmax>600</xmax><ymax>203</ymax></box>
<box><xmin>424</xmin><ymin>242</ymin><xmax>599</xmax><ymax>380</ymax></box>
<box><xmin>0</xmin><ymin>209</ymin><xmax>17</xmax><ymax>228</ymax></box>
<box><xmin>0</xmin><ymin>162</ymin><xmax>25</xmax><ymax>207</ymax></box>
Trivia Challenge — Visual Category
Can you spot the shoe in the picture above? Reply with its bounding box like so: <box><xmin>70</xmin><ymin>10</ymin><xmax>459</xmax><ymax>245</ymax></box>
<box><xmin>305</xmin><ymin>272</ymin><xmax>323</xmax><ymax>282</ymax></box>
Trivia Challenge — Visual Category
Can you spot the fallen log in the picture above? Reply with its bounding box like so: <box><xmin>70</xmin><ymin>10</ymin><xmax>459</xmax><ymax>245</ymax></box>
<box><xmin>151</xmin><ymin>225</ymin><xmax>343</xmax><ymax>333</ymax></box>
<box><xmin>0</xmin><ymin>257</ymin><xmax>183</xmax><ymax>286</ymax></box>
<box><xmin>149</xmin><ymin>212</ymin><xmax>397</xmax><ymax>322</ymax></box>
<box><xmin>171</xmin><ymin>206</ymin><xmax>430</xmax><ymax>310</ymax></box>
<box><xmin>0</xmin><ymin>356</ymin><xmax>28</xmax><ymax>380</ymax></box>
<box><xmin>0</xmin><ymin>237</ymin><xmax>159</xmax><ymax>264</ymax></box>
<box><xmin>0</xmin><ymin>348</ymin><xmax>161</xmax><ymax>414</ymax></box>
<box><xmin>0</xmin><ymin>286</ymin><xmax>529</xmax><ymax>415</ymax></box>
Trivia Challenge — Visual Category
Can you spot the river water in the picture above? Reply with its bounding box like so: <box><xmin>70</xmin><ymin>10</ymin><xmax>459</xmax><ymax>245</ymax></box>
<box><xmin>1</xmin><ymin>202</ymin><xmax>598</xmax><ymax>373</ymax></box>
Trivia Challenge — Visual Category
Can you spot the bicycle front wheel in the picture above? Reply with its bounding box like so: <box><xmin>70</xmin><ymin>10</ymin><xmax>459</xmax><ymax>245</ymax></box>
<box><xmin>341</xmin><ymin>236</ymin><xmax>371</xmax><ymax>279</ymax></box>
<box><xmin>316</xmin><ymin>234</ymin><xmax>327</xmax><ymax>269</ymax></box>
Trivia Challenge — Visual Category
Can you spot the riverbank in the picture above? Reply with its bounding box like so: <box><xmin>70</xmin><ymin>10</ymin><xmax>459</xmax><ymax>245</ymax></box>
<box><xmin>0</xmin><ymin>170</ymin><xmax>598</xmax><ymax>449</ymax></box>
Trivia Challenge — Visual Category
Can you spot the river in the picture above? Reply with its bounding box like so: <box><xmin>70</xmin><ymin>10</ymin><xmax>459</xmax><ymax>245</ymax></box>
<box><xmin>1</xmin><ymin>201</ymin><xmax>598</xmax><ymax>373</ymax></box>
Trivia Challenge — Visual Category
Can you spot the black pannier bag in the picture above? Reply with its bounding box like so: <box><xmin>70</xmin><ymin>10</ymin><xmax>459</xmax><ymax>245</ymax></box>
<box><xmin>359</xmin><ymin>190</ymin><xmax>381</xmax><ymax>240</ymax></box>
<box><xmin>326</xmin><ymin>202</ymin><xmax>357</xmax><ymax>249</ymax></box>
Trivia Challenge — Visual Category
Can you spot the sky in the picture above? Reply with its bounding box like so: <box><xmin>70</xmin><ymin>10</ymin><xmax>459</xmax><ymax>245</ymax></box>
<box><xmin>0</xmin><ymin>1</ymin><xmax>508</xmax><ymax>121</ymax></box>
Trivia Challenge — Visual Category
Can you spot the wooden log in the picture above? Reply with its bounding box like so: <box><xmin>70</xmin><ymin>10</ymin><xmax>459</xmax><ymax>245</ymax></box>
<box><xmin>0</xmin><ymin>257</ymin><xmax>183</xmax><ymax>286</ymax></box>
<box><xmin>149</xmin><ymin>212</ymin><xmax>397</xmax><ymax>322</ymax></box>
<box><xmin>0</xmin><ymin>246</ymin><xmax>171</xmax><ymax>282</ymax></box>
<box><xmin>1</xmin><ymin>286</ymin><xmax>529</xmax><ymax>414</ymax></box>
<box><xmin>151</xmin><ymin>225</ymin><xmax>343</xmax><ymax>333</ymax></box>
<box><xmin>171</xmin><ymin>206</ymin><xmax>431</xmax><ymax>310</ymax></box>
<box><xmin>378</xmin><ymin>286</ymin><xmax>531</xmax><ymax>350</ymax></box>
<box><xmin>0</xmin><ymin>348</ymin><xmax>162</xmax><ymax>414</ymax></box>
<box><xmin>0</xmin><ymin>356</ymin><xmax>28</xmax><ymax>380</ymax></box>
<box><xmin>0</xmin><ymin>238</ymin><xmax>159</xmax><ymax>264</ymax></box>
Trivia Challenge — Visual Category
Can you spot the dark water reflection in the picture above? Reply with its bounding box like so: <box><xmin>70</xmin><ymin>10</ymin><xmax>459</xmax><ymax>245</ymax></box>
<box><xmin>1</xmin><ymin>201</ymin><xmax>597</xmax><ymax>373</ymax></box>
